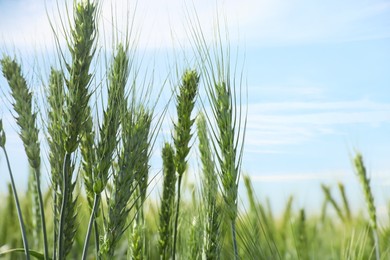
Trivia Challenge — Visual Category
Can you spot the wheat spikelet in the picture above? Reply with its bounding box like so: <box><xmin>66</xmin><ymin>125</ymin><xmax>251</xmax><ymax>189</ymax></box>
<box><xmin>159</xmin><ymin>143</ymin><xmax>176</xmax><ymax>260</ymax></box>
<box><xmin>197</xmin><ymin>113</ymin><xmax>221</xmax><ymax>259</ymax></box>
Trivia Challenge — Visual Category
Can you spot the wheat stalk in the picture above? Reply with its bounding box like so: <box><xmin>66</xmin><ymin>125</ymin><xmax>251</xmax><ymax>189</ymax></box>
<box><xmin>188</xmin><ymin>13</ymin><xmax>247</xmax><ymax>258</ymax></box>
<box><xmin>1</xmin><ymin>56</ymin><xmax>49</xmax><ymax>259</ymax></box>
<box><xmin>171</xmin><ymin>69</ymin><xmax>199</xmax><ymax>259</ymax></box>
<box><xmin>99</xmin><ymin>106</ymin><xmax>152</xmax><ymax>258</ymax></box>
<box><xmin>0</xmin><ymin>119</ymin><xmax>30</xmax><ymax>259</ymax></box>
<box><xmin>81</xmin><ymin>43</ymin><xmax>129</xmax><ymax>259</ymax></box>
<box><xmin>56</xmin><ymin>0</ymin><xmax>98</xmax><ymax>257</ymax></box>
<box><xmin>354</xmin><ymin>152</ymin><xmax>380</xmax><ymax>260</ymax></box>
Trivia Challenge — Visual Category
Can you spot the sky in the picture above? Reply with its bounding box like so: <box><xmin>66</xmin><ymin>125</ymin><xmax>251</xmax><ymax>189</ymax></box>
<box><xmin>0</xmin><ymin>0</ymin><xmax>390</xmax><ymax>218</ymax></box>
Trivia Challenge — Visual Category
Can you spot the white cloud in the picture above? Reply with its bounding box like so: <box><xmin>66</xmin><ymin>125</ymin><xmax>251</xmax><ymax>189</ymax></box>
<box><xmin>244</xmin><ymin>100</ymin><xmax>390</xmax><ymax>148</ymax></box>
<box><xmin>247</xmin><ymin>169</ymin><xmax>390</xmax><ymax>183</ymax></box>
<box><xmin>248</xmin><ymin>171</ymin><xmax>348</xmax><ymax>182</ymax></box>
<box><xmin>0</xmin><ymin>0</ymin><xmax>255</xmax><ymax>51</ymax></box>
<box><xmin>240</xmin><ymin>0</ymin><xmax>390</xmax><ymax>46</ymax></box>
<box><xmin>0</xmin><ymin>1</ymin><xmax>56</xmax><ymax>51</ymax></box>
<box><xmin>2</xmin><ymin>0</ymin><xmax>388</xmax><ymax>52</ymax></box>
<box><xmin>249</xmin><ymin>100</ymin><xmax>390</xmax><ymax>112</ymax></box>
<box><xmin>249</xmin><ymin>111</ymin><xmax>390</xmax><ymax>125</ymax></box>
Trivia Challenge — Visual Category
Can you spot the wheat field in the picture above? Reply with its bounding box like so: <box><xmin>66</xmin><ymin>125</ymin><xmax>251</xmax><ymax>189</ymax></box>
<box><xmin>0</xmin><ymin>1</ymin><xmax>389</xmax><ymax>259</ymax></box>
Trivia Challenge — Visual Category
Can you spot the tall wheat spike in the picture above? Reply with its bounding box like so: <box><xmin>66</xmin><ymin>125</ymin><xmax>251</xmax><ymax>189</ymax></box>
<box><xmin>1</xmin><ymin>56</ymin><xmax>49</xmax><ymax>259</ymax></box>
<box><xmin>171</xmin><ymin>69</ymin><xmax>199</xmax><ymax>259</ymax></box>
<box><xmin>99</xmin><ymin>107</ymin><xmax>152</xmax><ymax>258</ymax></box>
<box><xmin>58</xmin><ymin>0</ymin><xmax>98</xmax><ymax>258</ymax></box>
<box><xmin>47</xmin><ymin>67</ymin><xmax>65</xmax><ymax>259</ymax></box>
<box><xmin>189</xmin><ymin>13</ymin><xmax>246</xmax><ymax>259</ymax></box>
<box><xmin>128</xmin><ymin>106</ymin><xmax>152</xmax><ymax>259</ymax></box>
<box><xmin>81</xmin><ymin>43</ymin><xmax>129</xmax><ymax>260</ymax></box>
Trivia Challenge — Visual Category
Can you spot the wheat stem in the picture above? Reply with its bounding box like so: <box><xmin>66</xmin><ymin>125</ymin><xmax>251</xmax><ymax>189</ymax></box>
<box><xmin>231</xmin><ymin>221</ymin><xmax>239</xmax><ymax>260</ymax></box>
<box><xmin>82</xmin><ymin>193</ymin><xmax>100</xmax><ymax>260</ymax></box>
<box><xmin>0</xmin><ymin>122</ymin><xmax>30</xmax><ymax>260</ymax></box>
<box><xmin>172</xmin><ymin>177</ymin><xmax>183</xmax><ymax>259</ymax></box>
<box><xmin>1</xmin><ymin>150</ymin><xmax>30</xmax><ymax>260</ymax></box>
<box><xmin>58</xmin><ymin>152</ymin><xmax>71</xmax><ymax>259</ymax></box>
<box><xmin>33</xmin><ymin>168</ymin><xmax>49</xmax><ymax>259</ymax></box>
<box><xmin>172</xmin><ymin>70</ymin><xmax>199</xmax><ymax>259</ymax></box>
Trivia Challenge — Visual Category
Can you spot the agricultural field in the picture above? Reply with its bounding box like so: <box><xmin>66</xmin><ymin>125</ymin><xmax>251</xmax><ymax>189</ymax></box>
<box><xmin>0</xmin><ymin>0</ymin><xmax>390</xmax><ymax>259</ymax></box>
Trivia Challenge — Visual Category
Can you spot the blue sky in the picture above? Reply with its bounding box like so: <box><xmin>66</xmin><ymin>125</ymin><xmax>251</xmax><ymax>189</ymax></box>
<box><xmin>1</xmin><ymin>0</ymin><xmax>390</xmax><ymax>217</ymax></box>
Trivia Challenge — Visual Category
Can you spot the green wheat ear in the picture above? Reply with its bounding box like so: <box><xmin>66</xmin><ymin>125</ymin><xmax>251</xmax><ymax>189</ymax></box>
<box><xmin>197</xmin><ymin>113</ymin><xmax>221</xmax><ymax>259</ymax></box>
<box><xmin>338</xmin><ymin>182</ymin><xmax>352</xmax><ymax>221</ymax></box>
<box><xmin>354</xmin><ymin>152</ymin><xmax>380</xmax><ymax>260</ymax></box>
<box><xmin>57</xmin><ymin>0</ymin><xmax>98</xmax><ymax>258</ymax></box>
<box><xmin>159</xmin><ymin>142</ymin><xmax>177</xmax><ymax>260</ymax></box>
<box><xmin>47</xmin><ymin>67</ymin><xmax>66</xmax><ymax>258</ymax></box>
<box><xmin>81</xmin><ymin>43</ymin><xmax>129</xmax><ymax>259</ymax></box>
<box><xmin>1</xmin><ymin>56</ymin><xmax>49</xmax><ymax>259</ymax></box>
<box><xmin>321</xmin><ymin>184</ymin><xmax>345</xmax><ymax>223</ymax></box>
<box><xmin>174</xmin><ymin>69</ymin><xmax>199</xmax><ymax>177</ymax></box>
<box><xmin>100</xmin><ymin>106</ymin><xmax>152</xmax><ymax>258</ymax></box>
<box><xmin>1</xmin><ymin>56</ymin><xmax>41</xmax><ymax>170</ymax></box>
<box><xmin>171</xmin><ymin>69</ymin><xmax>199</xmax><ymax>259</ymax></box>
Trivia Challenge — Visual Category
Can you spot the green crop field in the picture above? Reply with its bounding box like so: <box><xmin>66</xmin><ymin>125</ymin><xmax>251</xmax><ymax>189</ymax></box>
<box><xmin>0</xmin><ymin>1</ymin><xmax>389</xmax><ymax>259</ymax></box>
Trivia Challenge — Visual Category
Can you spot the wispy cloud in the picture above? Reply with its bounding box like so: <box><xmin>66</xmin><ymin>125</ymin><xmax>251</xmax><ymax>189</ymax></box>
<box><xmin>248</xmin><ymin>169</ymin><xmax>390</xmax><ymax>183</ymax></box>
<box><xmin>0</xmin><ymin>1</ymin><xmax>54</xmax><ymax>51</ymax></box>
<box><xmin>249</xmin><ymin>100</ymin><xmax>390</xmax><ymax>112</ymax></box>
<box><xmin>248</xmin><ymin>171</ymin><xmax>348</xmax><ymax>182</ymax></box>
<box><xmin>240</xmin><ymin>0</ymin><xmax>390</xmax><ymax>46</ymax></box>
<box><xmin>244</xmin><ymin>100</ymin><xmax>390</xmax><ymax>150</ymax></box>
<box><xmin>2</xmin><ymin>0</ymin><xmax>389</xmax><ymax>52</ymax></box>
